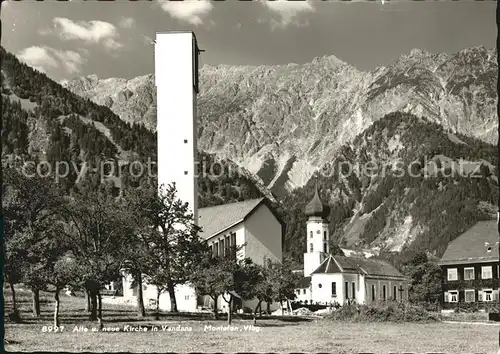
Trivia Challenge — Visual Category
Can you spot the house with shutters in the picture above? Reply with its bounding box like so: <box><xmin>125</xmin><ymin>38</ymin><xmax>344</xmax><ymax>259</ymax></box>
<box><xmin>438</xmin><ymin>220</ymin><xmax>499</xmax><ymax>309</ymax></box>
<box><xmin>293</xmin><ymin>186</ymin><xmax>409</xmax><ymax>306</ymax></box>
<box><xmin>121</xmin><ymin>197</ymin><xmax>284</xmax><ymax>312</ymax></box>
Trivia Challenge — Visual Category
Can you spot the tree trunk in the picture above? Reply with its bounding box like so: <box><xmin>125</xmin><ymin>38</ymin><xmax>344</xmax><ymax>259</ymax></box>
<box><xmin>85</xmin><ymin>290</ymin><xmax>90</xmax><ymax>312</ymax></box>
<box><xmin>32</xmin><ymin>288</ymin><xmax>41</xmax><ymax>317</ymax></box>
<box><xmin>10</xmin><ymin>282</ymin><xmax>18</xmax><ymax>313</ymax></box>
<box><xmin>54</xmin><ymin>288</ymin><xmax>60</xmax><ymax>327</ymax></box>
<box><xmin>90</xmin><ymin>290</ymin><xmax>98</xmax><ymax>321</ymax></box>
<box><xmin>253</xmin><ymin>300</ymin><xmax>262</xmax><ymax>325</ymax></box>
<box><xmin>136</xmin><ymin>273</ymin><xmax>145</xmax><ymax>318</ymax></box>
<box><xmin>212</xmin><ymin>295</ymin><xmax>218</xmax><ymax>320</ymax></box>
<box><xmin>97</xmin><ymin>293</ymin><xmax>103</xmax><ymax>330</ymax></box>
<box><xmin>227</xmin><ymin>295</ymin><xmax>233</xmax><ymax>325</ymax></box>
<box><xmin>155</xmin><ymin>288</ymin><xmax>161</xmax><ymax>320</ymax></box>
<box><xmin>167</xmin><ymin>280</ymin><xmax>178</xmax><ymax>313</ymax></box>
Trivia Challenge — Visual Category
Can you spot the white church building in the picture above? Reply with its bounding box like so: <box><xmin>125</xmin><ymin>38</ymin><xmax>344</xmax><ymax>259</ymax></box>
<box><xmin>293</xmin><ymin>186</ymin><xmax>409</xmax><ymax>306</ymax></box>
<box><xmin>122</xmin><ymin>197</ymin><xmax>284</xmax><ymax>312</ymax></box>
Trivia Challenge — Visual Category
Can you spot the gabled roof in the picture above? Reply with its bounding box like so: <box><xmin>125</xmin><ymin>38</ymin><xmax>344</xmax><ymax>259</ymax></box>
<box><xmin>312</xmin><ymin>255</ymin><xmax>406</xmax><ymax>279</ymax></box>
<box><xmin>438</xmin><ymin>220</ymin><xmax>499</xmax><ymax>265</ymax></box>
<box><xmin>197</xmin><ymin>197</ymin><xmax>283</xmax><ymax>240</ymax></box>
<box><xmin>311</xmin><ymin>256</ymin><xmax>343</xmax><ymax>274</ymax></box>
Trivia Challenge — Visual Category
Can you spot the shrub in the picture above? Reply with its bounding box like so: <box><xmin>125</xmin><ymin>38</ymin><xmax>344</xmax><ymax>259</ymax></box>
<box><xmin>325</xmin><ymin>301</ymin><xmax>441</xmax><ymax>323</ymax></box>
<box><xmin>453</xmin><ymin>302</ymin><xmax>480</xmax><ymax>313</ymax></box>
<box><xmin>484</xmin><ymin>301</ymin><xmax>500</xmax><ymax>313</ymax></box>
<box><xmin>453</xmin><ymin>301</ymin><xmax>500</xmax><ymax>313</ymax></box>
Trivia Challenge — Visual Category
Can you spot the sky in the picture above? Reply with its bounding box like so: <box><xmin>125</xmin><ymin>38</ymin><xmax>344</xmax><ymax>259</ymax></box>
<box><xmin>1</xmin><ymin>0</ymin><xmax>497</xmax><ymax>81</ymax></box>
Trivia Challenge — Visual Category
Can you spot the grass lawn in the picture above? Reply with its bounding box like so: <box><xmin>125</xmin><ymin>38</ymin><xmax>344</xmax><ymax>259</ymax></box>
<box><xmin>4</xmin><ymin>287</ymin><xmax>499</xmax><ymax>353</ymax></box>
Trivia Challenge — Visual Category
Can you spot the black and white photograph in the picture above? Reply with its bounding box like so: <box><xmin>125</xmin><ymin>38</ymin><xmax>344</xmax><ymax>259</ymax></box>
<box><xmin>2</xmin><ymin>0</ymin><xmax>499</xmax><ymax>352</ymax></box>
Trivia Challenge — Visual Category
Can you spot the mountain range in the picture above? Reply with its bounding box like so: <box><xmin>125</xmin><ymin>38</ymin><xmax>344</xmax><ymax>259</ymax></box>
<box><xmin>2</xmin><ymin>45</ymin><xmax>498</xmax><ymax>267</ymax></box>
<box><xmin>62</xmin><ymin>46</ymin><xmax>498</xmax><ymax>197</ymax></box>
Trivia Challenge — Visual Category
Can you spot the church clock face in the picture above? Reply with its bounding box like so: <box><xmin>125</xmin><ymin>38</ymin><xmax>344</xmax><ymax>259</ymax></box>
<box><xmin>316</xmin><ymin>230</ymin><xmax>321</xmax><ymax>234</ymax></box>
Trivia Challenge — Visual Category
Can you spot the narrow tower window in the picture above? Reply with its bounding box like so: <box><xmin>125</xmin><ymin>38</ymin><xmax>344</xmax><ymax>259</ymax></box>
<box><xmin>309</xmin><ymin>243</ymin><xmax>313</xmax><ymax>253</ymax></box>
<box><xmin>184</xmin><ymin>139</ymin><xmax>188</xmax><ymax>143</ymax></box>
<box><xmin>309</xmin><ymin>231</ymin><xmax>313</xmax><ymax>238</ymax></box>
<box><xmin>323</xmin><ymin>231</ymin><xmax>327</xmax><ymax>240</ymax></box>
<box><xmin>184</xmin><ymin>171</ymin><xmax>188</xmax><ymax>175</ymax></box>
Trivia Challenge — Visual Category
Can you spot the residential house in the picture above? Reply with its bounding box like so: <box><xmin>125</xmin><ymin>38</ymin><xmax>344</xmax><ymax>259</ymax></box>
<box><xmin>438</xmin><ymin>220</ymin><xmax>499</xmax><ymax>309</ymax></box>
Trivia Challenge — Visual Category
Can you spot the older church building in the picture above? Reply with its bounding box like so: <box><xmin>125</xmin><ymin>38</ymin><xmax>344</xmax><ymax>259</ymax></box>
<box><xmin>294</xmin><ymin>186</ymin><xmax>408</xmax><ymax>306</ymax></box>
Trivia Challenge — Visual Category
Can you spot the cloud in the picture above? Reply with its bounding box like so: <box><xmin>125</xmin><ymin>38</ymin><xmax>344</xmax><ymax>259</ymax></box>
<box><xmin>42</xmin><ymin>17</ymin><xmax>123</xmax><ymax>50</ymax></box>
<box><xmin>261</xmin><ymin>0</ymin><xmax>314</xmax><ymax>28</ymax></box>
<box><xmin>17</xmin><ymin>46</ymin><xmax>86</xmax><ymax>75</ymax></box>
<box><xmin>158</xmin><ymin>0</ymin><xmax>214</xmax><ymax>26</ymax></box>
<box><xmin>119</xmin><ymin>17</ymin><xmax>135</xmax><ymax>29</ymax></box>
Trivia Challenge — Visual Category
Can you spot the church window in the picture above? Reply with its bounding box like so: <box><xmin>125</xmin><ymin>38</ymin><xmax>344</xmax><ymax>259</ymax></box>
<box><xmin>214</xmin><ymin>242</ymin><xmax>219</xmax><ymax>257</ymax></box>
<box><xmin>382</xmin><ymin>285</ymin><xmax>387</xmax><ymax>301</ymax></box>
<box><xmin>220</xmin><ymin>239</ymin><xmax>225</xmax><ymax>256</ymax></box>
<box><xmin>352</xmin><ymin>283</ymin><xmax>356</xmax><ymax>300</ymax></box>
<box><xmin>230</xmin><ymin>233</ymin><xmax>236</xmax><ymax>247</ymax></box>
<box><xmin>309</xmin><ymin>243</ymin><xmax>313</xmax><ymax>253</ymax></box>
<box><xmin>318</xmin><ymin>283</ymin><xmax>322</xmax><ymax>288</ymax></box>
<box><xmin>323</xmin><ymin>243</ymin><xmax>327</xmax><ymax>253</ymax></box>
<box><xmin>310</xmin><ymin>231</ymin><xmax>313</xmax><ymax>238</ymax></box>
<box><xmin>393</xmin><ymin>286</ymin><xmax>397</xmax><ymax>300</ymax></box>
<box><xmin>331</xmin><ymin>282</ymin><xmax>337</xmax><ymax>296</ymax></box>
<box><xmin>345</xmin><ymin>282</ymin><xmax>349</xmax><ymax>299</ymax></box>
<box><xmin>323</xmin><ymin>231</ymin><xmax>327</xmax><ymax>240</ymax></box>
<box><xmin>372</xmin><ymin>285</ymin><xmax>376</xmax><ymax>301</ymax></box>
<box><xmin>303</xmin><ymin>289</ymin><xmax>306</xmax><ymax>295</ymax></box>
<box><xmin>184</xmin><ymin>171</ymin><xmax>188</xmax><ymax>175</ymax></box>
<box><xmin>184</xmin><ymin>139</ymin><xmax>188</xmax><ymax>143</ymax></box>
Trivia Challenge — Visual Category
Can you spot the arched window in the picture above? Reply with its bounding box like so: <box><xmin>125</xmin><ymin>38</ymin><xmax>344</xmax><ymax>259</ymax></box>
<box><xmin>323</xmin><ymin>231</ymin><xmax>327</xmax><ymax>240</ymax></box>
<box><xmin>309</xmin><ymin>243</ymin><xmax>313</xmax><ymax>253</ymax></box>
<box><xmin>323</xmin><ymin>243</ymin><xmax>327</xmax><ymax>253</ymax></box>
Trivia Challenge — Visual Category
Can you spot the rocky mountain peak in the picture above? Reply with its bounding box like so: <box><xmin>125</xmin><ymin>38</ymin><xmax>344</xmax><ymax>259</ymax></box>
<box><xmin>62</xmin><ymin>47</ymin><xmax>498</xmax><ymax>195</ymax></box>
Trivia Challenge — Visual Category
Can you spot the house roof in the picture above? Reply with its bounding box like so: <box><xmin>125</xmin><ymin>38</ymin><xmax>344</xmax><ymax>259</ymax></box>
<box><xmin>296</xmin><ymin>276</ymin><xmax>311</xmax><ymax>288</ymax></box>
<box><xmin>312</xmin><ymin>255</ymin><xmax>406</xmax><ymax>279</ymax></box>
<box><xmin>438</xmin><ymin>220</ymin><xmax>499</xmax><ymax>265</ymax></box>
<box><xmin>311</xmin><ymin>256</ymin><xmax>343</xmax><ymax>274</ymax></box>
<box><xmin>197</xmin><ymin>197</ymin><xmax>283</xmax><ymax>240</ymax></box>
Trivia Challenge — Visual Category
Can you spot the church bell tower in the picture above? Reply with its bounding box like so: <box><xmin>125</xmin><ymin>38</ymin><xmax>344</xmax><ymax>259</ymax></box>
<box><xmin>155</xmin><ymin>31</ymin><xmax>201</xmax><ymax>225</ymax></box>
<box><xmin>303</xmin><ymin>183</ymin><xmax>331</xmax><ymax>276</ymax></box>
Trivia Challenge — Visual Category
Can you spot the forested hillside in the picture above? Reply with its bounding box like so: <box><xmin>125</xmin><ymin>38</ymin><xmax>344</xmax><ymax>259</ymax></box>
<box><xmin>1</xmin><ymin>47</ymin><xmax>268</xmax><ymax>204</ymax></box>
<box><xmin>279</xmin><ymin>112</ymin><xmax>498</xmax><ymax>267</ymax></box>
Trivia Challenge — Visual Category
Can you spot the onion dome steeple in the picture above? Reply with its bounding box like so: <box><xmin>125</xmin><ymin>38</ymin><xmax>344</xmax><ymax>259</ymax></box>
<box><xmin>305</xmin><ymin>180</ymin><xmax>330</xmax><ymax>219</ymax></box>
